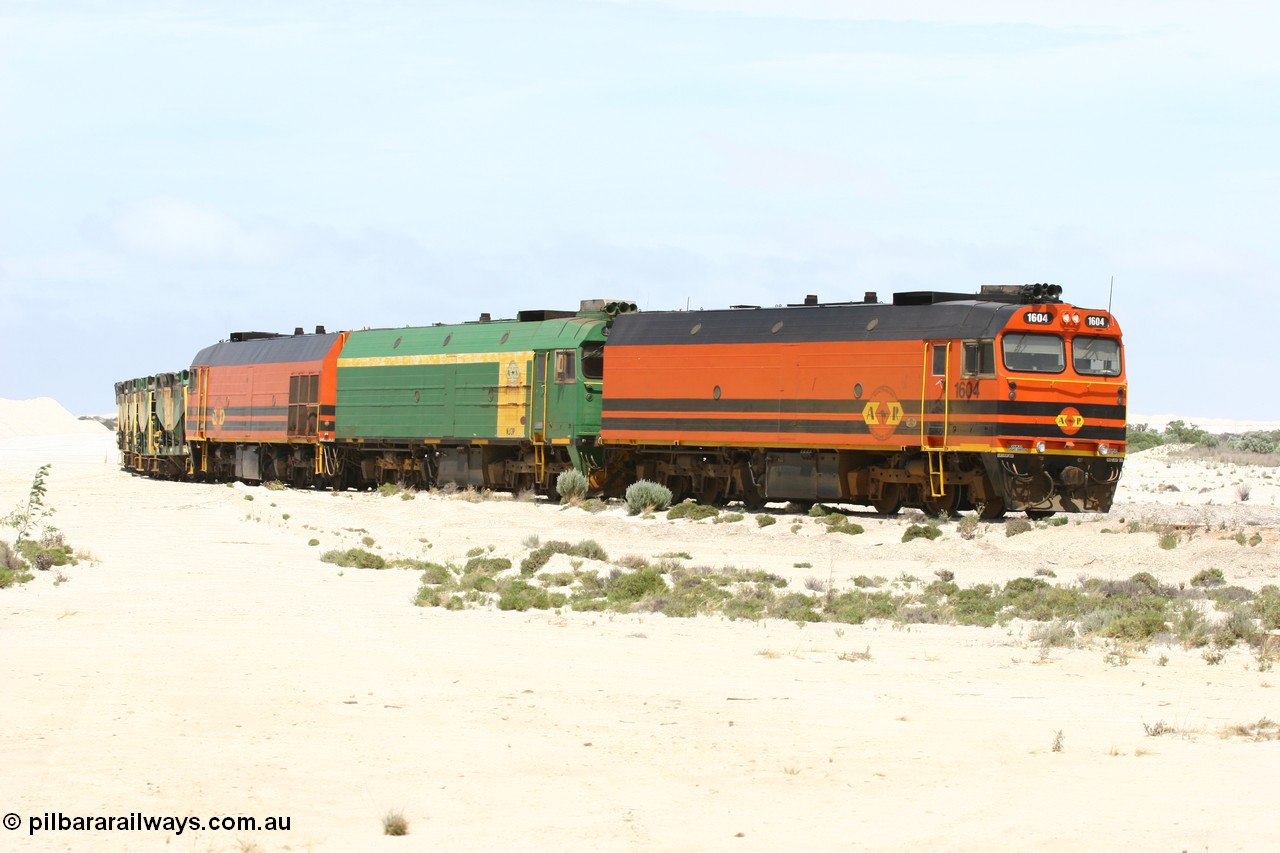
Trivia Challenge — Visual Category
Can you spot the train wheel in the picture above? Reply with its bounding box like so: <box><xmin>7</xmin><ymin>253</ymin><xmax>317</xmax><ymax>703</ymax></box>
<box><xmin>872</xmin><ymin>483</ymin><xmax>903</xmax><ymax>515</ymax></box>
<box><xmin>697</xmin><ymin>480</ymin><xmax>724</xmax><ymax>506</ymax></box>
<box><xmin>922</xmin><ymin>490</ymin><xmax>959</xmax><ymax>518</ymax></box>
<box><xmin>978</xmin><ymin>498</ymin><xmax>1007</xmax><ymax>520</ymax></box>
<box><xmin>666</xmin><ymin>477</ymin><xmax>689</xmax><ymax>505</ymax></box>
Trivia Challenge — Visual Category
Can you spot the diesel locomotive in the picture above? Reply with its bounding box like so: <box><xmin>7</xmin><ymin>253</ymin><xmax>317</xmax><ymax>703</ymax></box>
<box><xmin>115</xmin><ymin>284</ymin><xmax>1126</xmax><ymax>517</ymax></box>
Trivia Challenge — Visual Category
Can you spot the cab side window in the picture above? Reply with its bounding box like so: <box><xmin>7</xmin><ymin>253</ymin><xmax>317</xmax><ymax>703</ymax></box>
<box><xmin>581</xmin><ymin>344</ymin><xmax>604</xmax><ymax>381</ymax></box>
<box><xmin>931</xmin><ymin>345</ymin><xmax>948</xmax><ymax>376</ymax></box>
<box><xmin>554</xmin><ymin>349</ymin><xmax>576</xmax><ymax>383</ymax></box>
<box><xmin>962</xmin><ymin>341</ymin><xmax>995</xmax><ymax>377</ymax></box>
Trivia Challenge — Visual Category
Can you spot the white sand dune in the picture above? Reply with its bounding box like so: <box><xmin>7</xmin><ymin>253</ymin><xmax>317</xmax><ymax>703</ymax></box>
<box><xmin>1</xmin><ymin>398</ymin><xmax>1277</xmax><ymax>852</ymax></box>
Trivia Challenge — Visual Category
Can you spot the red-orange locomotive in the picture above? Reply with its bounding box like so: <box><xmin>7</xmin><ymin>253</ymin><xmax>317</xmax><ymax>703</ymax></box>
<box><xmin>601</xmin><ymin>284</ymin><xmax>1125</xmax><ymax>517</ymax></box>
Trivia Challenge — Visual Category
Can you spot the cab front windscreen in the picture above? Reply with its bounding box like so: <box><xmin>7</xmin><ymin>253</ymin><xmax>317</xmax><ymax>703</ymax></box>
<box><xmin>1002</xmin><ymin>333</ymin><xmax>1064</xmax><ymax>373</ymax></box>
<box><xmin>1072</xmin><ymin>335</ymin><xmax>1122</xmax><ymax>376</ymax></box>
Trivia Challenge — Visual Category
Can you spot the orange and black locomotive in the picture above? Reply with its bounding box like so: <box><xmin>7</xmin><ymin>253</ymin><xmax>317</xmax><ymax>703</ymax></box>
<box><xmin>116</xmin><ymin>284</ymin><xmax>1126</xmax><ymax>517</ymax></box>
<box><xmin>601</xmin><ymin>284</ymin><xmax>1125</xmax><ymax>517</ymax></box>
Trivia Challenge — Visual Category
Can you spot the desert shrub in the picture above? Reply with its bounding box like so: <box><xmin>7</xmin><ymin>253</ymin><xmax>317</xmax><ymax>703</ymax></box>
<box><xmin>756</xmin><ymin>514</ymin><xmax>776</xmax><ymax>527</ymax></box>
<box><xmin>826</xmin><ymin>517</ymin><xmax>865</xmax><ymax>535</ymax></box>
<box><xmin>606</xmin><ymin>568</ymin><xmax>668</xmax><ymax>605</ymax></box>
<box><xmin>458</xmin><ymin>572</ymin><xmax>498</xmax><ymax>592</ymax></box>
<box><xmin>1030</xmin><ymin>619</ymin><xmax>1077</xmax><ymax>648</ymax></box>
<box><xmin>376</xmin><ymin>482</ymin><xmax>400</xmax><ymax>497</ymax></box>
<box><xmin>1158</xmin><ymin>532</ymin><xmax>1179</xmax><ymax>550</ymax></box>
<box><xmin>667</xmin><ymin>502</ymin><xmax>719</xmax><ymax>521</ymax></box>
<box><xmin>825</xmin><ymin>589</ymin><xmax>899</xmax><ymax>624</ymax></box>
<box><xmin>1004</xmin><ymin>582</ymin><xmax>1085</xmax><ymax>622</ymax></box>
<box><xmin>464</xmin><ymin>555</ymin><xmax>512</xmax><ymax>574</ymax></box>
<box><xmin>853</xmin><ymin>575</ymin><xmax>879</xmax><ymax>588</ymax></box>
<box><xmin>16</xmin><ymin>531</ymin><xmax>76</xmax><ymax>570</ymax></box>
<box><xmin>957</xmin><ymin>514</ymin><xmax>981</xmax><ymax>540</ymax></box>
<box><xmin>581</xmin><ymin>498</ymin><xmax>608</xmax><ymax>513</ymax></box>
<box><xmin>769</xmin><ymin>591</ymin><xmax>823</xmax><ymax>623</ymax></box>
<box><xmin>321</xmin><ymin>548</ymin><xmax>386</xmax><ymax>569</ymax></box>
<box><xmin>713</xmin><ymin>512</ymin><xmax>745</xmax><ymax>524</ymax></box>
<box><xmin>949</xmin><ymin>585</ymin><xmax>1001</xmax><ymax>627</ymax></box>
<box><xmin>417</xmin><ymin>562</ymin><xmax>453</xmax><ymax>585</ymax></box>
<box><xmin>383</xmin><ymin>810</ymin><xmax>408</xmax><ymax>836</ymax></box>
<box><xmin>1190</xmin><ymin>567</ymin><xmax>1226</xmax><ymax>587</ymax></box>
<box><xmin>1208</xmin><ymin>585</ymin><xmax>1255</xmax><ymax>605</ymax></box>
<box><xmin>902</xmin><ymin>523</ymin><xmax>941</xmax><ymax>543</ymax></box>
<box><xmin>625</xmin><ymin>480</ymin><xmax>673</xmax><ymax>515</ymax></box>
<box><xmin>0</xmin><ymin>546</ymin><xmax>35</xmax><ymax>588</ymax></box>
<box><xmin>925</xmin><ymin>579</ymin><xmax>959</xmax><ymax>597</ymax></box>
<box><xmin>1125</xmin><ymin>423</ymin><xmax>1164</xmax><ymax>452</ymax></box>
<box><xmin>1253</xmin><ymin>585</ymin><xmax>1280</xmax><ymax>630</ymax></box>
<box><xmin>1102</xmin><ymin>607</ymin><xmax>1170</xmax><ymax>642</ymax></box>
<box><xmin>1163</xmin><ymin>419</ymin><xmax>1217</xmax><ymax>447</ymax></box>
<box><xmin>497</xmin><ymin>578</ymin><xmax>554</xmax><ymax>611</ymax></box>
<box><xmin>1214</xmin><ymin>605</ymin><xmax>1259</xmax><ymax>648</ymax></box>
<box><xmin>1005</xmin><ymin>518</ymin><xmax>1032</xmax><ymax>537</ymax></box>
<box><xmin>556</xmin><ymin>469</ymin><xmax>590</xmax><ymax>503</ymax></box>
<box><xmin>1173</xmin><ymin>602</ymin><xmax>1212</xmax><ymax>648</ymax></box>
<box><xmin>520</xmin><ymin>539</ymin><xmax>609</xmax><ymax>574</ymax></box>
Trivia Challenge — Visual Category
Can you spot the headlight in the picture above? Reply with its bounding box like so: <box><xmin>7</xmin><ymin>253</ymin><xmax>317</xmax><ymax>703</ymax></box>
<box><xmin>1036</xmin><ymin>441</ymin><xmax>1046</xmax><ymax>453</ymax></box>
<box><xmin>1098</xmin><ymin>443</ymin><xmax>1110</xmax><ymax>456</ymax></box>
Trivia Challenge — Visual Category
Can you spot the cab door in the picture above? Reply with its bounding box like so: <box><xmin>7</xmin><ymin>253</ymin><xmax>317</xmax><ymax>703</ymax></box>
<box><xmin>922</xmin><ymin>341</ymin><xmax>951</xmax><ymax>447</ymax></box>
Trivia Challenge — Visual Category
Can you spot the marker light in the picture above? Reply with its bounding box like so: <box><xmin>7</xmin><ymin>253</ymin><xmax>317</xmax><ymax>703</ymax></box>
<box><xmin>1036</xmin><ymin>441</ymin><xmax>1047</xmax><ymax>453</ymax></box>
<box><xmin>1072</xmin><ymin>313</ymin><xmax>1080</xmax><ymax>324</ymax></box>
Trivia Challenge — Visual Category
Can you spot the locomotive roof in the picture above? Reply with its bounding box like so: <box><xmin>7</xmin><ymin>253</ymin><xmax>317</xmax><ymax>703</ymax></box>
<box><xmin>191</xmin><ymin>331</ymin><xmax>344</xmax><ymax>367</ymax></box>
<box><xmin>607</xmin><ymin>299</ymin><xmax>1022</xmax><ymax>346</ymax></box>
<box><xmin>342</xmin><ymin>315</ymin><xmax>606</xmax><ymax>357</ymax></box>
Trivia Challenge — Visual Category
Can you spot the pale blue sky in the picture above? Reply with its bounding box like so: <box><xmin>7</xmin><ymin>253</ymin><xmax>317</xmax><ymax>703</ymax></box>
<box><xmin>2</xmin><ymin>0</ymin><xmax>1277</xmax><ymax>419</ymax></box>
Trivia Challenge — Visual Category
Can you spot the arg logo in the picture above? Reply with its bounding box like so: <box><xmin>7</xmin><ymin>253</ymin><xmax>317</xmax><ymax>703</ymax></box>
<box><xmin>862</xmin><ymin>387</ymin><xmax>904</xmax><ymax>441</ymax></box>
<box><xmin>1056</xmin><ymin>407</ymin><xmax>1085</xmax><ymax>435</ymax></box>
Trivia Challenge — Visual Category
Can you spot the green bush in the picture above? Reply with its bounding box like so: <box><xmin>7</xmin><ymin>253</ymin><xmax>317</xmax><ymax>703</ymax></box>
<box><xmin>606</xmin><ymin>568</ymin><xmax>668</xmax><ymax>605</ymax></box>
<box><xmin>464</xmin><ymin>555</ymin><xmax>512</xmax><ymax>574</ymax></box>
<box><xmin>949</xmin><ymin>585</ymin><xmax>1002</xmax><ymax>627</ymax></box>
<box><xmin>625</xmin><ymin>480</ymin><xmax>673</xmax><ymax>515</ymax></box>
<box><xmin>1125</xmin><ymin>423</ymin><xmax>1164</xmax><ymax>452</ymax></box>
<box><xmin>417</xmin><ymin>562</ymin><xmax>453</xmax><ymax>585</ymax></box>
<box><xmin>667</xmin><ymin>502</ymin><xmax>719</xmax><ymax>521</ymax></box>
<box><xmin>827</xmin><ymin>520</ymin><xmax>865</xmax><ymax>536</ymax></box>
<box><xmin>320</xmin><ymin>548</ymin><xmax>386</xmax><ymax>569</ymax></box>
<box><xmin>1005</xmin><ymin>518</ymin><xmax>1032</xmax><ymax>537</ymax></box>
<box><xmin>1190</xmin><ymin>567</ymin><xmax>1226</xmax><ymax>587</ymax></box>
<box><xmin>756</xmin><ymin>514</ymin><xmax>776</xmax><ymax>528</ymax></box>
<box><xmin>520</xmin><ymin>539</ymin><xmax>609</xmax><ymax>575</ymax></box>
<box><xmin>1252</xmin><ymin>585</ymin><xmax>1280</xmax><ymax>630</ymax></box>
<box><xmin>902</xmin><ymin>523</ymin><xmax>941</xmax><ymax>543</ymax></box>
<box><xmin>556</xmin><ymin>469</ymin><xmax>590</xmax><ymax>503</ymax></box>
<box><xmin>497</xmin><ymin>578</ymin><xmax>554</xmax><ymax>611</ymax></box>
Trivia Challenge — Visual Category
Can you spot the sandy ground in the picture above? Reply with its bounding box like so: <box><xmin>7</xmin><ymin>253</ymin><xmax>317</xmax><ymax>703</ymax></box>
<box><xmin>1</xmin><ymin>398</ymin><xmax>1277</xmax><ymax>852</ymax></box>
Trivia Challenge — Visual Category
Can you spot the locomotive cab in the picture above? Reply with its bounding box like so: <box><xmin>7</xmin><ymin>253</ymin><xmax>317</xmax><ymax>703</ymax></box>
<box><xmin>980</xmin><ymin>290</ymin><xmax>1126</xmax><ymax>514</ymax></box>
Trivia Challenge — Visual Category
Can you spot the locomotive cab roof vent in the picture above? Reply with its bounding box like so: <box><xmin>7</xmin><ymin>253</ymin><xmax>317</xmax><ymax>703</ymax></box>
<box><xmin>517</xmin><ymin>309</ymin><xmax>577</xmax><ymax>322</ymax></box>
<box><xmin>892</xmin><ymin>291</ymin><xmax>985</xmax><ymax>306</ymax></box>
<box><xmin>229</xmin><ymin>331</ymin><xmax>283</xmax><ymax>342</ymax></box>
<box><xmin>579</xmin><ymin>299</ymin><xmax>638</xmax><ymax>317</ymax></box>
<box><xmin>981</xmin><ymin>283</ymin><xmax>1064</xmax><ymax>304</ymax></box>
